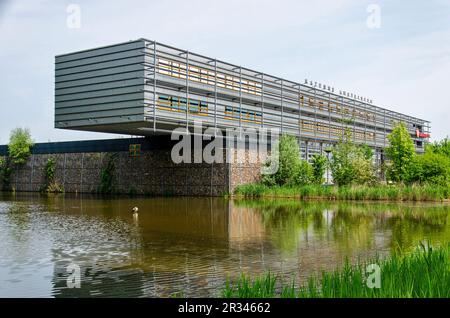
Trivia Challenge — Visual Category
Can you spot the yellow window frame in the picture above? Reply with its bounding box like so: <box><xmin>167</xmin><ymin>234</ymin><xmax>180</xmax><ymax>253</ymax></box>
<box><xmin>129</xmin><ymin>144</ymin><xmax>142</xmax><ymax>158</ymax></box>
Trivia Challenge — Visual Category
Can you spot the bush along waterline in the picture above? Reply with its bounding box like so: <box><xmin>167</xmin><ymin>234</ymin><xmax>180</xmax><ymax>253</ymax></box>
<box><xmin>234</xmin><ymin>184</ymin><xmax>450</xmax><ymax>201</ymax></box>
<box><xmin>236</xmin><ymin>125</ymin><xmax>450</xmax><ymax>201</ymax></box>
<box><xmin>40</xmin><ymin>157</ymin><xmax>64</xmax><ymax>193</ymax></box>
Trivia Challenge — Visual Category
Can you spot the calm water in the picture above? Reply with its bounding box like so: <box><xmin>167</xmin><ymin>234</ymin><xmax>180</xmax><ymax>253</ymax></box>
<box><xmin>0</xmin><ymin>192</ymin><xmax>449</xmax><ymax>298</ymax></box>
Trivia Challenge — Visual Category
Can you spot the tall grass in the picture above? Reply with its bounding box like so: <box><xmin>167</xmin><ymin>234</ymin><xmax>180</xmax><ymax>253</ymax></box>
<box><xmin>222</xmin><ymin>243</ymin><xmax>450</xmax><ymax>298</ymax></box>
<box><xmin>234</xmin><ymin>183</ymin><xmax>450</xmax><ymax>201</ymax></box>
<box><xmin>222</xmin><ymin>272</ymin><xmax>278</xmax><ymax>298</ymax></box>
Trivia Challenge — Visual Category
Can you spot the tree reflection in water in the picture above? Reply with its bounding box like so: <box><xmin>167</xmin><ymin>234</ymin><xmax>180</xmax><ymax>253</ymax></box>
<box><xmin>0</xmin><ymin>193</ymin><xmax>449</xmax><ymax>297</ymax></box>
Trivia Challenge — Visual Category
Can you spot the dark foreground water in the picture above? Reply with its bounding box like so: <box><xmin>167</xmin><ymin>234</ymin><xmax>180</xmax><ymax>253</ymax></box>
<box><xmin>0</xmin><ymin>193</ymin><xmax>449</xmax><ymax>297</ymax></box>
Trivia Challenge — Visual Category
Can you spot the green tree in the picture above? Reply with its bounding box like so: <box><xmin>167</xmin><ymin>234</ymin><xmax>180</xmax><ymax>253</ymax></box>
<box><xmin>8</xmin><ymin>128</ymin><xmax>34</xmax><ymax>165</ymax></box>
<box><xmin>360</xmin><ymin>144</ymin><xmax>374</xmax><ymax>160</ymax></box>
<box><xmin>407</xmin><ymin>150</ymin><xmax>450</xmax><ymax>186</ymax></box>
<box><xmin>385</xmin><ymin>122</ymin><xmax>415</xmax><ymax>183</ymax></box>
<box><xmin>330</xmin><ymin>130</ymin><xmax>357</xmax><ymax>186</ymax></box>
<box><xmin>294</xmin><ymin>159</ymin><xmax>313</xmax><ymax>186</ymax></box>
<box><xmin>352</xmin><ymin>155</ymin><xmax>377</xmax><ymax>185</ymax></box>
<box><xmin>330</xmin><ymin>129</ymin><xmax>376</xmax><ymax>186</ymax></box>
<box><xmin>0</xmin><ymin>157</ymin><xmax>5</xmax><ymax>170</ymax></box>
<box><xmin>427</xmin><ymin>137</ymin><xmax>450</xmax><ymax>158</ymax></box>
<box><xmin>276</xmin><ymin>134</ymin><xmax>301</xmax><ymax>185</ymax></box>
<box><xmin>311</xmin><ymin>154</ymin><xmax>327</xmax><ymax>185</ymax></box>
<box><xmin>262</xmin><ymin>134</ymin><xmax>312</xmax><ymax>186</ymax></box>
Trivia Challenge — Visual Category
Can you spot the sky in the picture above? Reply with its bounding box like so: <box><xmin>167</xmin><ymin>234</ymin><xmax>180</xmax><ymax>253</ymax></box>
<box><xmin>0</xmin><ymin>0</ymin><xmax>449</xmax><ymax>144</ymax></box>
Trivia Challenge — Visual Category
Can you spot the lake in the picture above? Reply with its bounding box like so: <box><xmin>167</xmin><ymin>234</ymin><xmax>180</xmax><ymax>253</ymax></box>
<box><xmin>0</xmin><ymin>193</ymin><xmax>449</xmax><ymax>297</ymax></box>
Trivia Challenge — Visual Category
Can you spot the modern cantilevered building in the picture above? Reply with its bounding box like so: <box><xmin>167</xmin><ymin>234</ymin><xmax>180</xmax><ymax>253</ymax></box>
<box><xmin>55</xmin><ymin>39</ymin><xmax>430</xmax><ymax>162</ymax></box>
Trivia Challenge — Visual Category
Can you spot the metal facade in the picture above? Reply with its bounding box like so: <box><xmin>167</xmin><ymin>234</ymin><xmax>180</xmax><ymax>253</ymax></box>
<box><xmin>55</xmin><ymin>38</ymin><xmax>430</xmax><ymax>154</ymax></box>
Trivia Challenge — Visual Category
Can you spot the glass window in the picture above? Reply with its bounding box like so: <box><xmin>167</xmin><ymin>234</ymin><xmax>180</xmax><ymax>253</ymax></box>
<box><xmin>233</xmin><ymin>108</ymin><xmax>240</xmax><ymax>119</ymax></box>
<box><xmin>170</xmin><ymin>97</ymin><xmax>178</xmax><ymax>110</ymax></box>
<box><xmin>225</xmin><ymin>106</ymin><xmax>233</xmax><ymax>119</ymax></box>
<box><xmin>200</xmin><ymin>102</ymin><xmax>208</xmax><ymax>113</ymax></box>
<box><xmin>179</xmin><ymin>98</ymin><xmax>187</xmax><ymax>111</ymax></box>
<box><xmin>189</xmin><ymin>100</ymin><xmax>199</xmax><ymax>113</ymax></box>
<box><xmin>129</xmin><ymin>144</ymin><xmax>141</xmax><ymax>158</ymax></box>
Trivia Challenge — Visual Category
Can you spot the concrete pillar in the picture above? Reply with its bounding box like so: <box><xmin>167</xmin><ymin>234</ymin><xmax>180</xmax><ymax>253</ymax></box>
<box><xmin>305</xmin><ymin>141</ymin><xmax>309</xmax><ymax>162</ymax></box>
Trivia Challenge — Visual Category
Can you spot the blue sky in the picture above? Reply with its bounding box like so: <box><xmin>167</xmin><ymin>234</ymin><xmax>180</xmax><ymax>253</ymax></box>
<box><xmin>0</xmin><ymin>0</ymin><xmax>449</xmax><ymax>143</ymax></box>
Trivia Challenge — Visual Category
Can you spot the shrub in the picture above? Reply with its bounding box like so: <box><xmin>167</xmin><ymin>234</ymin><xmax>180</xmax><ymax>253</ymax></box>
<box><xmin>352</xmin><ymin>155</ymin><xmax>377</xmax><ymax>185</ymax></box>
<box><xmin>360</xmin><ymin>144</ymin><xmax>374</xmax><ymax>160</ymax></box>
<box><xmin>98</xmin><ymin>153</ymin><xmax>117</xmax><ymax>194</ymax></box>
<box><xmin>330</xmin><ymin>130</ymin><xmax>375</xmax><ymax>186</ymax></box>
<box><xmin>330</xmin><ymin>130</ymin><xmax>356</xmax><ymax>186</ymax></box>
<box><xmin>8</xmin><ymin>128</ymin><xmax>34</xmax><ymax>165</ymax></box>
<box><xmin>46</xmin><ymin>157</ymin><xmax>56</xmax><ymax>182</ymax></box>
<box><xmin>41</xmin><ymin>157</ymin><xmax>63</xmax><ymax>193</ymax></box>
<box><xmin>385</xmin><ymin>122</ymin><xmax>415</xmax><ymax>182</ymax></box>
<box><xmin>0</xmin><ymin>157</ymin><xmax>11</xmax><ymax>191</ymax></box>
<box><xmin>407</xmin><ymin>151</ymin><xmax>450</xmax><ymax>186</ymax></box>
<box><xmin>294</xmin><ymin>159</ymin><xmax>313</xmax><ymax>186</ymax></box>
<box><xmin>262</xmin><ymin>134</ymin><xmax>312</xmax><ymax>186</ymax></box>
<box><xmin>311</xmin><ymin>154</ymin><xmax>327</xmax><ymax>185</ymax></box>
<box><xmin>427</xmin><ymin>137</ymin><xmax>450</xmax><ymax>158</ymax></box>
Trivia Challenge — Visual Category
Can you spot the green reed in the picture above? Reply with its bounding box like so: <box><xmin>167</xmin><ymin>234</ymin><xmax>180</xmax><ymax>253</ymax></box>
<box><xmin>234</xmin><ymin>183</ymin><xmax>450</xmax><ymax>201</ymax></box>
<box><xmin>222</xmin><ymin>243</ymin><xmax>450</xmax><ymax>298</ymax></box>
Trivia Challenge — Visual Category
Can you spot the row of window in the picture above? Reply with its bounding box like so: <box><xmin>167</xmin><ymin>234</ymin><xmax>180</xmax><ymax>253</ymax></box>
<box><xmin>157</xmin><ymin>95</ymin><xmax>262</xmax><ymax>124</ymax></box>
<box><xmin>301</xmin><ymin>120</ymin><xmax>376</xmax><ymax>141</ymax></box>
<box><xmin>157</xmin><ymin>95</ymin><xmax>208</xmax><ymax>115</ymax></box>
<box><xmin>129</xmin><ymin>144</ymin><xmax>142</xmax><ymax>157</ymax></box>
<box><xmin>300</xmin><ymin>96</ymin><xmax>376</xmax><ymax>122</ymax></box>
<box><xmin>225</xmin><ymin>106</ymin><xmax>262</xmax><ymax>123</ymax></box>
<box><xmin>156</xmin><ymin>94</ymin><xmax>375</xmax><ymax>140</ymax></box>
<box><xmin>157</xmin><ymin>59</ymin><xmax>383</xmax><ymax>125</ymax></box>
<box><xmin>155</xmin><ymin>59</ymin><xmax>417</xmax><ymax>129</ymax></box>
<box><xmin>157</xmin><ymin>58</ymin><xmax>263</xmax><ymax>96</ymax></box>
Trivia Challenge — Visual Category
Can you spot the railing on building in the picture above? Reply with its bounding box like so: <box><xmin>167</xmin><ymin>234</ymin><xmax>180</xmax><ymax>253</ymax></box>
<box><xmin>140</xmin><ymin>39</ymin><xmax>430</xmax><ymax>153</ymax></box>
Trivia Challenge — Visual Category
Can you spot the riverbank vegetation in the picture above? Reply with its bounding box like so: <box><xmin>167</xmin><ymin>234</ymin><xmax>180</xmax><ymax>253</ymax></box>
<box><xmin>0</xmin><ymin>128</ymin><xmax>35</xmax><ymax>192</ymax></box>
<box><xmin>234</xmin><ymin>183</ymin><xmax>450</xmax><ymax>201</ymax></box>
<box><xmin>97</xmin><ymin>153</ymin><xmax>117</xmax><ymax>194</ymax></box>
<box><xmin>236</xmin><ymin>123</ymin><xmax>450</xmax><ymax>201</ymax></box>
<box><xmin>0</xmin><ymin>128</ymin><xmax>34</xmax><ymax>192</ymax></box>
<box><xmin>40</xmin><ymin>157</ymin><xmax>63</xmax><ymax>193</ymax></box>
<box><xmin>7</xmin><ymin>128</ymin><xmax>34</xmax><ymax>165</ymax></box>
<box><xmin>222</xmin><ymin>243</ymin><xmax>450</xmax><ymax>298</ymax></box>
<box><xmin>0</xmin><ymin>157</ymin><xmax>12</xmax><ymax>191</ymax></box>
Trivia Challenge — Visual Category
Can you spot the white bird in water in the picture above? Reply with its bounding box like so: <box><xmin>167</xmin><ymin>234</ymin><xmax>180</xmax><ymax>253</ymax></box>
<box><xmin>132</xmin><ymin>207</ymin><xmax>139</xmax><ymax>215</ymax></box>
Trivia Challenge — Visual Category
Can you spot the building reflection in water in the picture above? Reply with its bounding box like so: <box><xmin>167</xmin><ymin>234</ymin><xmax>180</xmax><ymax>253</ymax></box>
<box><xmin>0</xmin><ymin>193</ymin><xmax>448</xmax><ymax>297</ymax></box>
